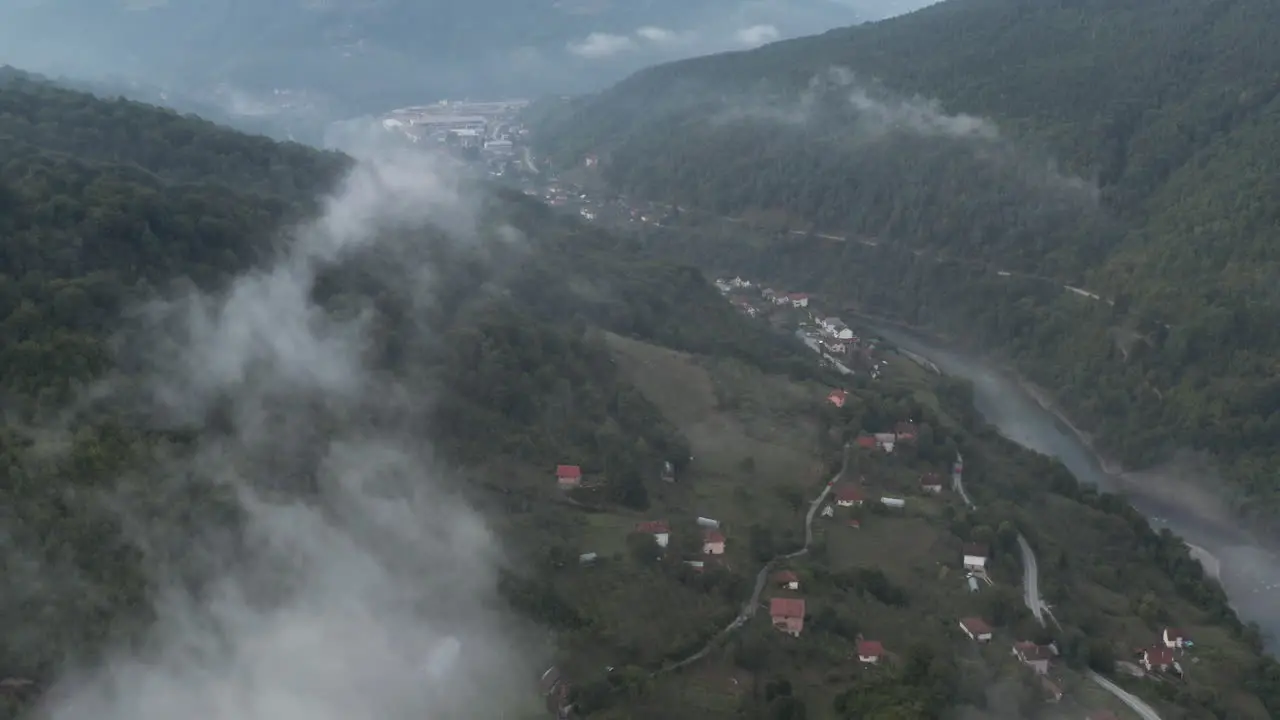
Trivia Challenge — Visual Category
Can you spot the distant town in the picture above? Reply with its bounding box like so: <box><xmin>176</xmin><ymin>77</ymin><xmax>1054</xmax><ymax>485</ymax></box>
<box><xmin>376</xmin><ymin>99</ymin><xmax>529</xmax><ymax>170</ymax></box>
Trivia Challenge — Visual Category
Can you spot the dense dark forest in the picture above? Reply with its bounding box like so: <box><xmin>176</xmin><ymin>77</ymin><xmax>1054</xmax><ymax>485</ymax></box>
<box><xmin>0</xmin><ymin>70</ymin><xmax>823</xmax><ymax>699</ymax></box>
<box><xmin>527</xmin><ymin>0</ymin><xmax>1280</xmax><ymax>525</ymax></box>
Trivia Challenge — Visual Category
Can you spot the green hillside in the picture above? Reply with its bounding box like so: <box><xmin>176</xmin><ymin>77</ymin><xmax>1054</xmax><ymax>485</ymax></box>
<box><xmin>527</xmin><ymin>0</ymin><xmax>1280</xmax><ymax>525</ymax></box>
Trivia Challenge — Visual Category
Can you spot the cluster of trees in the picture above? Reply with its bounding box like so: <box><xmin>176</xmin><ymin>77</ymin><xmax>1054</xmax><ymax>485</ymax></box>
<box><xmin>527</xmin><ymin>0</ymin><xmax>1280</xmax><ymax>525</ymax></box>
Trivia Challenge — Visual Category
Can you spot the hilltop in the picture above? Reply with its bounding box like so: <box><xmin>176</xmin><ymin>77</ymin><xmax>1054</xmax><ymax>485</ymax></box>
<box><xmin>526</xmin><ymin>0</ymin><xmax>1280</xmax><ymax>527</ymax></box>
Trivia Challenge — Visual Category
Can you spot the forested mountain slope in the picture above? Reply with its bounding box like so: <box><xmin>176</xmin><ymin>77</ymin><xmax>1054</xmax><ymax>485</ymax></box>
<box><xmin>8</xmin><ymin>69</ymin><xmax>1280</xmax><ymax>720</ymax></box>
<box><xmin>527</xmin><ymin>0</ymin><xmax>1280</xmax><ymax>526</ymax></box>
<box><xmin>0</xmin><ymin>72</ymin><xmax>818</xmax><ymax>700</ymax></box>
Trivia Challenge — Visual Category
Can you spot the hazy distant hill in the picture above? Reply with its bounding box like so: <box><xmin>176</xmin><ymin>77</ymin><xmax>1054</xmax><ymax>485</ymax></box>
<box><xmin>527</xmin><ymin>0</ymin><xmax>1280</xmax><ymax>525</ymax></box>
<box><xmin>0</xmin><ymin>0</ymin><xmax>933</xmax><ymax>119</ymax></box>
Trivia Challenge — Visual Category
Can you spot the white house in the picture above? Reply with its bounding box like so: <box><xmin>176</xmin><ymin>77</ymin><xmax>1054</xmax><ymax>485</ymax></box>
<box><xmin>963</xmin><ymin>543</ymin><xmax>989</xmax><ymax>571</ymax></box>
<box><xmin>880</xmin><ymin>497</ymin><xmax>906</xmax><ymax>509</ymax></box>
<box><xmin>959</xmin><ymin>617</ymin><xmax>993</xmax><ymax>642</ymax></box>
<box><xmin>1162</xmin><ymin>627</ymin><xmax>1188</xmax><ymax>649</ymax></box>
<box><xmin>788</xmin><ymin>293</ymin><xmax>809</xmax><ymax>308</ymax></box>
<box><xmin>821</xmin><ymin>505</ymin><xmax>835</xmax><ymax>518</ymax></box>
<box><xmin>873</xmin><ymin>433</ymin><xmax>896</xmax><ymax>453</ymax></box>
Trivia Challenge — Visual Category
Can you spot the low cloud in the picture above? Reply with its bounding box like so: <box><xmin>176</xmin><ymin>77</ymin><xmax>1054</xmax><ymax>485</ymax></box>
<box><xmin>734</xmin><ymin>24</ymin><xmax>781</xmax><ymax>47</ymax></box>
<box><xmin>34</xmin><ymin>142</ymin><xmax>540</xmax><ymax>719</ymax></box>
<box><xmin>712</xmin><ymin>66</ymin><xmax>1096</xmax><ymax>199</ymax></box>
<box><xmin>567</xmin><ymin>32</ymin><xmax>638</xmax><ymax>59</ymax></box>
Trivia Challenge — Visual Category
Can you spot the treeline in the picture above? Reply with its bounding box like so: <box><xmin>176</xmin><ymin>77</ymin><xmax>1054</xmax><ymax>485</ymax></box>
<box><xmin>526</xmin><ymin>0</ymin><xmax>1280</xmax><ymax>525</ymax></box>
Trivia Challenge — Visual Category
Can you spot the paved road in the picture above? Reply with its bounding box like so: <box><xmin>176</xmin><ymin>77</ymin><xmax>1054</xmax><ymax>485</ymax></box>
<box><xmin>954</xmin><ymin>453</ymin><xmax>1051</xmax><ymax>627</ymax></box>
<box><xmin>657</xmin><ymin>446</ymin><xmax>844</xmax><ymax>675</ymax></box>
<box><xmin>1017</xmin><ymin>534</ymin><xmax>1046</xmax><ymax>627</ymax></box>
<box><xmin>796</xmin><ymin>331</ymin><xmax>854</xmax><ymax>375</ymax></box>
<box><xmin>1088</xmin><ymin>671</ymin><xmax>1164</xmax><ymax>720</ymax></box>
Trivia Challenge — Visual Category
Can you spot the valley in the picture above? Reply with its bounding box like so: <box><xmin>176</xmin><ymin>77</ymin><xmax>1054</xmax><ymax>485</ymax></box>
<box><xmin>5</xmin><ymin>1</ymin><xmax>1280</xmax><ymax>713</ymax></box>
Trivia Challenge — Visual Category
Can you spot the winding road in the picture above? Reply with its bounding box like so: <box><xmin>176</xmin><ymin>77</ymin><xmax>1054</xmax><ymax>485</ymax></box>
<box><xmin>1016</xmin><ymin>534</ymin><xmax>1046</xmax><ymax>627</ymax></box>
<box><xmin>656</xmin><ymin>445</ymin><xmax>844</xmax><ymax>676</ymax></box>
<box><xmin>1088</xmin><ymin>671</ymin><xmax>1164</xmax><ymax>720</ymax></box>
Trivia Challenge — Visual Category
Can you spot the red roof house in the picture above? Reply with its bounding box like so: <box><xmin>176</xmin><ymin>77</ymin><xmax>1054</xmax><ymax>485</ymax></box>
<box><xmin>959</xmin><ymin>617</ymin><xmax>993</xmax><ymax>642</ymax></box>
<box><xmin>920</xmin><ymin>472</ymin><xmax>944</xmax><ymax>493</ymax></box>
<box><xmin>555</xmin><ymin>464</ymin><xmax>582</xmax><ymax>487</ymax></box>
<box><xmin>770</xmin><ymin>597</ymin><xmax>806</xmax><ymax>636</ymax></box>
<box><xmin>1141</xmin><ymin>646</ymin><xmax>1181</xmax><ymax>673</ymax></box>
<box><xmin>703</xmin><ymin>529</ymin><xmax>727</xmax><ymax>555</ymax></box>
<box><xmin>1011</xmin><ymin>641</ymin><xmax>1054</xmax><ymax>674</ymax></box>
<box><xmin>834</xmin><ymin>485</ymin><xmax>865</xmax><ymax>507</ymax></box>
<box><xmin>635</xmin><ymin>521</ymin><xmax>671</xmax><ymax>548</ymax></box>
<box><xmin>827</xmin><ymin>389</ymin><xmax>848</xmax><ymax>408</ymax></box>
<box><xmin>773</xmin><ymin>570</ymin><xmax>799</xmax><ymax>590</ymax></box>
<box><xmin>855</xmin><ymin>434</ymin><xmax>876</xmax><ymax>449</ymax></box>
<box><xmin>856</xmin><ymin>640</ymin><xmax>885</xmax><ymax>663</ymax></box>
<box><xmin>1161</xmin><ymin>627</ymin><xmax>1188</xmax><ymax>648</ymax></box>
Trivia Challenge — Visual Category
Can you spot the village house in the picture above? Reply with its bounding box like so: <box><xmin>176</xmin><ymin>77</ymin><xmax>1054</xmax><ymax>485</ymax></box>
<box><xmin>959</xmin><ymin>617</ymin><xmax>993</xmax><ymax>642</ymax></box>
<box><xmin>772</xmin><ymin>293</ymin><xmax>790</xmax><ymax>306</ymax></box>
<box><xmin>703</xmin><ymin>529</ymin><xmax>726</xmax><ymax>555</ymax></box>
<box><xmin>761</xmin><ymin>288</ymin><xmax>777</xmax><ymax>300</ymax></box>
<box><xmin>788</xmin><ymin>292</ymin><xmax>809</xmax><ymax>308</ymax></box>
<box><xmin>555</xmin><ymin>464</ymin><xmax>582</xmax><ymax>488</ymax></box>
<box><xmin>825</xmin><ymin>341</ymin><xmax>848</xmax><ymax>354</ymax></box>
<box><xmin>1140</xmin><ymin>646</ymin><xmax>1182</xmax><ymax>674</ymax></box>
<box><xmin>855</xmin><ymin>434</ymin><xmax>877</xmax><ymax>449</ymax></box>
<box><xmin>835</xmin><ymin>486</ymin><xmax>865</xmax><ymax>507</ymax></box>
<box><xmin>894</xmin><ymin>421</ymin><xmax>918</xmax><ymax>441</ymax></box>
<box><xmin>773</xmin><ymin>570</ymin><xmax>800</xmax><ymax>591</ymax></box>
<box><xmin>827</xmin><ymin>389</ymin><xmax>848</xmax><ymax>407</ymax></box>
<box><xmin>684</xmin><ymin>560</ymin><xmax>705</xmax><ymax>571</ymax></box>
<box><xmin>963</xmin><ymin>543</ymin><xmax>989</xmax><ymax>572</ymax></box>
<box><xmin>770</xmin><ymin>597</ymin><xmax>806</xmax><ymax>637</ymax></box>
<box><xmin>856</xmin><ymin>639</ymin><xmax>885</xmax><ymax>664</ymax></box>
<box><xmin>880</xmin><ymin>496</ymin><xmax>906</xmax><ymax>509</ymax></box>
<box><xmin>920</xmin><ymin>473</ymin><xmax>944</xmax><ymax>493</ymax></box>
<box><xmin>731</xmin><ymin>297</ymin><xmax>759</xmax><ymax>317</ymax></box>
<box><xmin>635</xmin><ymin>520</ymin><xmax>670</xmax><ymax>548</ymax></box>
<box><xmin>1011</xmin><ymin>642</ymin><xmax>1054</xmax><ymax>675</ymax></box>
<box><xmin>821</xmin><ymin>505</ymin><xmax>835</xmax><ymax>518</ymax></box>
<box><xmin>1161</xmin><ymin>627</ymin><xmax>1188</xmax><ymax>649</ymax></box>
<box><xmin>873</xmin><ymin>432</ymin><xmax>897</xmax><ymax>452</ymax></box>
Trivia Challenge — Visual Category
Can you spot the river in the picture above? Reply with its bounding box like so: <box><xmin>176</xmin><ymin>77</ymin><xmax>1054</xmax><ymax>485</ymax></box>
<box><xmin>865</xmin><ymin>322</ymin><xmax>1280</xmax><ymax>651</ymax></box>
